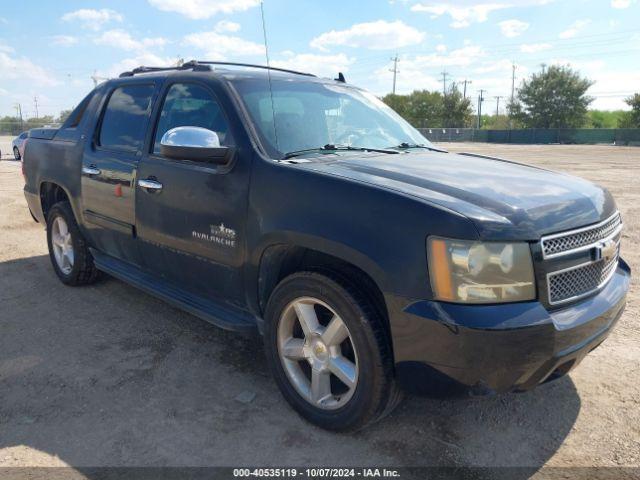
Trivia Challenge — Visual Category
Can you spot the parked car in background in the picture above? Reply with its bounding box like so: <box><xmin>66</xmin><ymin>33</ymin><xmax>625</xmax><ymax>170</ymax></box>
<box><xmin>12</xmin><ymin>131</ymin><xmax>28</xmax><ymax>160</ymax></box>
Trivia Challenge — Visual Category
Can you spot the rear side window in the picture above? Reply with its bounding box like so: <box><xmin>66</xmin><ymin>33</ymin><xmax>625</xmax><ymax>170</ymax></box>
<box><xmin>62</xmin><ymin>91</ymin><xmax>95</xmax><ymax>129</ymax></box>
<box><xmin>153</xmin><ymin>83</ymin><xmax>233</xmax><ymax>155</ymax></box>
<box><xmin>99</xmin><ymin>85</ymin><xmax>155</xmax><ymax>151</ymax></box>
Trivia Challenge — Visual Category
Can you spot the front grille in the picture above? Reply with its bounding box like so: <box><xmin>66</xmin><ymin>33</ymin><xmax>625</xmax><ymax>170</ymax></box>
<box><xmin>541</xmin><ymin>212</ymin><xmax>622</xmax><ymax>258</ymax></box>
<box><xmin>547</xmin><ymin>254</ymin><xmax>619</xmax><ymax>305</ymax></box>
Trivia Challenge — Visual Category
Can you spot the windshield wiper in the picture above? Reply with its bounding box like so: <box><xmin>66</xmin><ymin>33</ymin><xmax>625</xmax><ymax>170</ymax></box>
<box><xmin>391</xmin><ymin>142</ymin><xmax>448</xmax><ymax>153</ymax></box>
<box><xmin>283</xmin><ymin>144</ymin><xmax>399</xmax><ymax>160</ymax></box>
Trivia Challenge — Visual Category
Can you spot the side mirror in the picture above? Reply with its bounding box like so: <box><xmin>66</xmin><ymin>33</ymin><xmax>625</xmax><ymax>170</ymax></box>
<box><xmin>160</xmin><ymin>126</ymin><xmax>233</xmax><ymax>164</ymax></box>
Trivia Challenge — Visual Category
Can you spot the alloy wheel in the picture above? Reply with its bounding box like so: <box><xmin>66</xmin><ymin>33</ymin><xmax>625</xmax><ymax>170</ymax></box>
<box><xmin>51</xmin><ymin>216</ymin><xmax>74</xmax><ymax>274</ymax></box>
<box><xmin>277</xmin><ymin>297</ymin><xmax>359</xmax><ymax>410</ymax></box>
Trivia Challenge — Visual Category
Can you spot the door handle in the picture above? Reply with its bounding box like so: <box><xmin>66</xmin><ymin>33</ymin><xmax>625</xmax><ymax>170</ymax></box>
<box><xmin>82</xmin><ymin>165</ymin><xmax>101</xmax><ymax>176</ymax></box>
<box><xmin>138</xmin><ymin>178</ymin><xmax>163</xmax><ymax>191</ymax></box>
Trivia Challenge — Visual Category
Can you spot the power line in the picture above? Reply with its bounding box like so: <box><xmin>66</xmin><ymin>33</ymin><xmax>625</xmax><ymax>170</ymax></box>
<box><xmin>33</xmin><ymin>96</ymin><xmax>39</xmax><ymax>118</ymax></box>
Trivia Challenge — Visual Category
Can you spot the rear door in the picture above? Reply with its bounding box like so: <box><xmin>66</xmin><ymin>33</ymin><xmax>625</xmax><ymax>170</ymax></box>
<box><xmin>81</xmin><ymin>82</ymin><xmax>159</xmax><ymax>264</ymax></box>
<box><xmin>135</xmin><ymin>80</ymin><xmax>251</xmax><ymax>307</ymax></box>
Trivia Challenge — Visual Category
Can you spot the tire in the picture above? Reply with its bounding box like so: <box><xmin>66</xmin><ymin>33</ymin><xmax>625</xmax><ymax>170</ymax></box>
<box><xmin>13</xmin><ymin>146</ymin><xmax>21</xmax><ymax>160</ymax></box>
<box><xmin>46</xmin><ymin>201</ymin><xmax>99</xmax><ymax>286</ymax></box>
<box><xmin>264</xmin><ymin>271</ymin><xmax>402</xmax><ymax>431</ymax></box>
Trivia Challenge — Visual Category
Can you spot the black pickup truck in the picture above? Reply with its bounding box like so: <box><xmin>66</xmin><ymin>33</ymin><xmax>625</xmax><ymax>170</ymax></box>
<box><xmin>23</xmin><ymin>61</ymin><xmax>630</xmax><ymax>431</ymax></box>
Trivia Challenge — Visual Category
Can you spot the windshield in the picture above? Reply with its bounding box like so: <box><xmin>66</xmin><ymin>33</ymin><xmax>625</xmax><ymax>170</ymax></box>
<box><xmin>231</xmin><ymin>78</ymin><xmax>433</xmax><ymax>158</ymax></box>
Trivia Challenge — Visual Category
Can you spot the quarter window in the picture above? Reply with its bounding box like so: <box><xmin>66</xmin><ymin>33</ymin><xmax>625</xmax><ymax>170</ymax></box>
<box><xmin>99</xmin><ymin>85</ymin><xmax>155</xmax><ymax>151</ymax></box>
<box><xmin>153</xmin><ymin>83</ymin><xmax>233</xmax><ymax>155</ymax></box>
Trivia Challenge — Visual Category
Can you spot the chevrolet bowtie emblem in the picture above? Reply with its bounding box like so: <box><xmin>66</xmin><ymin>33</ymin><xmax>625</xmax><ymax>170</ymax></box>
<box><xmin>596</xmin><ymin>239</ymin><xmax>617</xmax><ymax>262</ymax></box>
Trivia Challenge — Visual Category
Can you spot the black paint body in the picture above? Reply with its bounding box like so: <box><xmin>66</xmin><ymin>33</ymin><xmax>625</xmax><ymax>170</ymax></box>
<box><xmin>22</xmin><ymin>69</ymin><xmax>630</xmax><ymax>394</ymax></box>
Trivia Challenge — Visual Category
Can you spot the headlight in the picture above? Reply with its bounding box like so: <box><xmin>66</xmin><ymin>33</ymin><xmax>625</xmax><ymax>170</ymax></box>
<box><xmin>427</xmin><ymin>237</ymin><xmax>536</xmax><ymax>304</ymax></box>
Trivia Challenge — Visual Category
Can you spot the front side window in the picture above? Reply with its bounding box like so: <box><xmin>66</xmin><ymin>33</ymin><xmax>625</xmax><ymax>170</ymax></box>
<box><xmin>231</xmin><ymin>79</ymin><xmax>431</xmax><ymax>158</ymax></box>
<box><xmin>153</xmin><ymin>83</ymin><xmax>233</xmax><ymax>155</ymax></box>
<box><xmin>99</xmin><ymin>84</ymin><xmax>155</xmax><ymax>151</ymax></box>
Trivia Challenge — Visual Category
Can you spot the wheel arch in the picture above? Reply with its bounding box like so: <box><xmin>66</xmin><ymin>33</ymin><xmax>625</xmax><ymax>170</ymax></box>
<box><xmin>39</xmin><ymin>181</ymin><xmax>74</xmax><ymax>220</ymax></box>
<box><xmin>255</xmin><ymin>239</ymin><xmax>391</xmax><ymax>349</ymax></box>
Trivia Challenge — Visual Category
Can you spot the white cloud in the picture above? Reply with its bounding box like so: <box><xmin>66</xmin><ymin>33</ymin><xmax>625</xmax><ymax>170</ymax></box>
<box><xmin>559</xmin><ymin>19</ymin><xmax>591</xmax><ymax>39</ymax></box>
<box><xmin>183</xmin><ymin>31</ymin><xmax>264</xmax><ymax>59</ymax></box>
<box><xmin>611</xmin><ymin>0</ymin><xmax>635</xmax><ymax>8</ymax></box>
<box><xmin>499</xmin><ymin>19</ymin><xmax>529</xmax><ymax>38</ymax></box>
<box><xmin>0</xmin><ymin>52</ymin><xmax>58</xmax><ymax>86</ymax></box>
<box><xmin>51</xmin><ymin>35</ymin><xmax>78</xmax><ymax>47</ymax></box>
<box><xmin>215</xmin><ymin>20</ymin><xmax>241</xmax><ymax>33</ymax></box>
<box><xmin>414</xmin><ymin>44</ymin><xmax>486</xmax><ymax>67</ymax></box>
<box><xmin>520</xmin><ymin>42</ymin><xmax>553</xmax><ymax>53</ymax></box>
<box><xmin>365</xmin><ymin>44</ymin><xmax>486</xmax><ymax>94</ymax></box>
<box><xmin>94</xmin><ymin>30</ymin><xmax>167</xmax><ymax>51</ymax></box>
<box><xmin>411</xmin><ymin>3</ymin><xmax>510</xmax><ymax>28</ymax></box>
<box><xmin>272</xmin><ymin>53</ymin><xmax>355</xmax><ymax>78</ymax></box>
<box><xmin>474</xmin><ymin>58</ymin><xmax>514</xmax><ymax>74</ymax></box>
<box><xmin>435</xmin><ymin>43</ymin><xmax>447</xmax><ymax>52</ymax></box>
<box><xmin>148</xmin><ymin>0</ymin><xmax>260</xmax><ymax>19</ymax></box>
<box><xmin>61</xmin><ymin>9</ymin><xmax>123</xmax><ymax>31</ymax></box>
<box><xmin>310</xmin><ymin>20</ymin><xmax>425</xmax><ymax>51</ymax></box>
<box><xmin>102</xmin><ymin>53</ymin><xmax>178</xmax><ymax>79</ymax></box>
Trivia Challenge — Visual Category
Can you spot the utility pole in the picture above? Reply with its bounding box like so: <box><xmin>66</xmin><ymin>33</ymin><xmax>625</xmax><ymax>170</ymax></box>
<box><xmin>441</xmin><ymin>70</ymin><xmax>450</xmax><ymax>96</ymax></box>
<box><xmin>389</xmin><ymin>54</ymin><xmax>399</xmax><ymax>95</ymax></box>
<box><xmin>91</xmin><ymin>70</ymin><xmax>109</xmax><ymax>87</ymax></box>
<box><xmin>510</xmin><ymin>64</ymin><xmax>516</xmax><ymax>104</ymax></box>
<box><xmin>509</xmin><ymin>63</ymin><xmax>516</xmax><ymax>129</ymax></box>
<box><xmin>14</xmin><ymin>103</ymin><xmax>23</xmax><ymax>130</ymax></box>
<box><xmin>494</xmin><ymin>96</ymin><xmax>503</xmax><ymax>117</ymax></box>
<box><xmin>477</xmin><ymin>89</ymin><xmax>486</xmax><ymax>129</ymax></box>
<box><xmin>462</xmin><ymin>79</ymin><xmax>472</xmax><ymax>99</ymax></box>
<box><xmin>33</xmin><ymin>96</ymin><xmax>39</xmax><ymax>119</ymax></box>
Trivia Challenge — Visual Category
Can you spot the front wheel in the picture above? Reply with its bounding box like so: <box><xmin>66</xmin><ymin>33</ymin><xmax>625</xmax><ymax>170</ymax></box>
<box><xmin>264</xmin><ymin>271</ymin><xmax>401</xmax><ymax>431</ymax></box>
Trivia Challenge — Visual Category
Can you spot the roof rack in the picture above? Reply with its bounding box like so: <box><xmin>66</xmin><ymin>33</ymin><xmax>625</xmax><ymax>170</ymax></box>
<box><xmin>119</xmin><ymin>60</ymin><xmax>316</xmax><ymax>78</ymax></box>
<box><xmin>196</xmin><ymin>61</ymin><xmax>316</xmax><ymax>77</ymax></box>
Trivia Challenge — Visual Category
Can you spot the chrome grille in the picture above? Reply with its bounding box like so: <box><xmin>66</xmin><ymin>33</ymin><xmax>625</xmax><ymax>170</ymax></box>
<box><xmin>541</xmin><ymin>212</ymin><xmax>622</xmax><ymax>258</ymax></box>
<box><xmin>547</xmin><ymin>253</ymin><xmax>619</xmax><ymax>305</ymax></box>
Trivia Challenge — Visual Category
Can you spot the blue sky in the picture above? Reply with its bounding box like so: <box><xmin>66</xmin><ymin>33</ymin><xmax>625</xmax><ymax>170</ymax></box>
<box><xmin>0</xmin><ymin>0</ymin><xmax>639</xmax><ymax>118</ymax></box>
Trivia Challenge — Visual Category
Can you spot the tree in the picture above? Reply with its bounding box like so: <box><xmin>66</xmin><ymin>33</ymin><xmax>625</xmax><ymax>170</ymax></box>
<box><xmin>382</xmin><ymin>88</ymin><xmax>473</xmax><ymax>128</ymax></box>
<box><xmin>441</xmin><ymin>85</ymin><xmax>473</xmax><ymax>128</ymax></box>
<box><xmin>57</xmin><ymin>109</ymin><xmax>73</xmax><ymax>124</ymax></box>
<box><xmin>510</xmin><ymin>65</ymin><xmax>594</xmax><ymax>128</ymax></box>
<box><xmin>587</xmin><ymin>110</ymin><xmax>627</xmax><ymax>128</ymax></box>
<box><xmin>618</xmin><ymin>93</ymin><xmax>640</xmax><ymax>128</ymax></box>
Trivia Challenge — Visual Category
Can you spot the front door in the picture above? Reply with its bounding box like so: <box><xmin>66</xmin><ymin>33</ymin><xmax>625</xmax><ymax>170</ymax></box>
<box><xmin>81</xmin><ymin>82</ymin><xmax>158</xmax><ymax>264</ymax></box>
<box><xmin>135</xmin><ymin>81</ymin><xmax>251</xmax><ymax>307</ymax></box>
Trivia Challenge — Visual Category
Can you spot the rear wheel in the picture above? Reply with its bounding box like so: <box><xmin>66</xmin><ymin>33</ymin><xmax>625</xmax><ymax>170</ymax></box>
<box><xmin>13</xmin><ymin>146</ymin><xmax>20</xmax><ymax>160</ymax></box>
<box><xmin>264</xmin><ymin>271</ymin><xmax>401</xmax><ymax>431</ymax></box>
<box><xmin>46</xmin><ymin>201</ymin><xmax>99</xmax><ymax>286</ymax></box>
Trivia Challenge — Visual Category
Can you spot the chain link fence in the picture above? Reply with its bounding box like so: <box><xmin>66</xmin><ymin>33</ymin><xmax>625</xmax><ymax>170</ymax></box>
<box><xmin>418</xmin><ymin>128</ymin><xmax>640</xmax><ymax>145</ymax></box>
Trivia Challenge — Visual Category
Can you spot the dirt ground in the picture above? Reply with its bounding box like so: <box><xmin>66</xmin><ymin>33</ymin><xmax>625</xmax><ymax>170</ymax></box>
<box><xmin>0</xmin><ymin>143</ymin><xmax>638</xmax><ymax>474</ymax></box>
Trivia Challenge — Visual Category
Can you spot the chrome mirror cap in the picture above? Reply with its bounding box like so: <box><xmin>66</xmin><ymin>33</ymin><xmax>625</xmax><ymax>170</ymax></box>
<box><xmin>160</xmin><ymin>126</ymin><xmax>220</xmax><ymax>149</ymax></box>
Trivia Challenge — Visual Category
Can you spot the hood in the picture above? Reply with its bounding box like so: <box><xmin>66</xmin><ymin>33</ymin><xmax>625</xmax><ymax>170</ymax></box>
<box><xmin>298</xmin><ymin>151</ymin><xmax>616</xmax><ymax>240</ymax></box>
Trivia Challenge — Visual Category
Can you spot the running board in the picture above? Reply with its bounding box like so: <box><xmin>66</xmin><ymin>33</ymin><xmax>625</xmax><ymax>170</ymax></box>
<box><xmin>91</xmin><ymin>249</ymin><xmax>258</xmax><ymax>334</ymax></box>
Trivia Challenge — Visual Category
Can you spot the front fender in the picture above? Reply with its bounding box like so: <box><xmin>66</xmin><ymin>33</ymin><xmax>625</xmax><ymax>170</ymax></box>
<box><xmin>244</xmin><ymin>157</ymin><xmax>479</xmax><ymax>315</ymax></box>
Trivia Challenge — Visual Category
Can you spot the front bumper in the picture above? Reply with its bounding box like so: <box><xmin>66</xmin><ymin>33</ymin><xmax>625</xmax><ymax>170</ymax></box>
<box><xmin>390</xmin><ymin>259</ymin><xmax>630</xmax><ymax>395</ymax></box>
